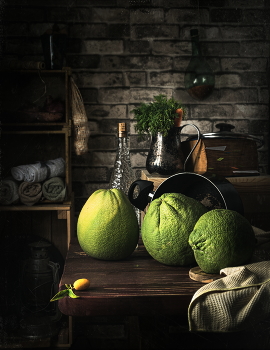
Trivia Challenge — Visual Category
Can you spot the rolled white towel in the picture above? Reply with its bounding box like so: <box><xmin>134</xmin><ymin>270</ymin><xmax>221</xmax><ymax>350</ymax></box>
<box><xmin>0</xmin><ymin>178</ymin><xmax>19</xmax><ymax>205</ymax></box>
<box><xmin>11</xmin><ymin>157</ymin><xmax>65</xmax><ymax>183</ymax></box>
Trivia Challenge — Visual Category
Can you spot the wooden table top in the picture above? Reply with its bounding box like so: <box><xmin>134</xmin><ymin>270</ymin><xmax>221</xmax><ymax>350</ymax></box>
<box><xmin>58</xmin><ymin>238</ymin><xmax>203</xmax><ymax>317</ymax></box>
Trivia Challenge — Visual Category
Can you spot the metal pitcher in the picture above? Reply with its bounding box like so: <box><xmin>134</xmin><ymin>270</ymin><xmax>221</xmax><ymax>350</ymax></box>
<box><xmin>146</xmin><ymin>124</ymin><xmax>201</xmax><ymax>175</ymax></box>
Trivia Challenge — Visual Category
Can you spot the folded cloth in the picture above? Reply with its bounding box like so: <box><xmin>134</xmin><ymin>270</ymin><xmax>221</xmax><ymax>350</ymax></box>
<box><xmin>11</xmin><ymin>157</ymin><xmax>65</xmax><ymax>183</ymax></box>
<box><xmin>42</xmin><ymin>177</ymin><xmax>66</xmax><ymax>202</ymax></box>
<box><xmin>188</xmin><ymin>229</ymin><xmax>270</xmax><ymax>333</ymax></box>
<box><xmin>0</xmin><ymin>178</ymin><xmax>19</xmax><ymax>205</ymax></box>
<box><xmin>18</xmin><ymin>181</ymin><xmax>43</xmax><ymax>206</ymax></box>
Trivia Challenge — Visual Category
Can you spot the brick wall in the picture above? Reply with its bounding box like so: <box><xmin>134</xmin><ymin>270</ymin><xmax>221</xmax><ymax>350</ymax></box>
<box><xmin>1</xmin><ymin>0</ymin><xmax>270</xmax><ymax>216</ymax></box>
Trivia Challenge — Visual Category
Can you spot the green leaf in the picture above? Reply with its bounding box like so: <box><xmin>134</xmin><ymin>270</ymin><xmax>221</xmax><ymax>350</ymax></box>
<box><xmin>68</xmin><ymin>289</ymin><xmax>80</xmax><ymax>299</ymax></box>
<box><xmin>50</xmin><ymin>289</ymin><xmax>69</xmax><ymax>302</ymax></box>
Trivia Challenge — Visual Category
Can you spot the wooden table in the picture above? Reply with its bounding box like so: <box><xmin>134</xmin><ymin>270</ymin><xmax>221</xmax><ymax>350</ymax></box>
<box><xmin>58</xmin><ymin>238</ymin><xmax>202</xmax><ymax>318</ymax></box>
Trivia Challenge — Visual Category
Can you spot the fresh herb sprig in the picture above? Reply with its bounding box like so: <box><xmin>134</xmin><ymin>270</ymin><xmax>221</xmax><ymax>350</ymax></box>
<box><xmin>131</xmin><ymin>94</ymin><xmax>185</xmax><ymax>137</ymax></box>
<box><xmin>50</xmin><ymin>284</ymin><xmax>80</xmax><ymax>302</ymax></box>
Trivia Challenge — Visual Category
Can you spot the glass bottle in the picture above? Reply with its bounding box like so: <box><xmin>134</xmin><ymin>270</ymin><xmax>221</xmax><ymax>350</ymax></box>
<box><xmin>184</xmin><ymin>29</ymin><xmax>215</xmax><ymax>100</ymax></box>
<box><xmin>109</xmin><ymin>122</ymin><xmax>140</xmax><ymax>224</ymax></box>
<box><xmin>109</xmin><ymin>122</ymin><xmax>136</xmax><ymax>194</ymax></box>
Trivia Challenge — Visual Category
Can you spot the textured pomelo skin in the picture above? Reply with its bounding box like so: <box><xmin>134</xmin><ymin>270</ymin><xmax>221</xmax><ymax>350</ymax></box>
<box><xmin>77</xmin><ymin>189</ymin><xmax>139</xmax><ymax>260</ymax></box>
<box><xmin>141</xmin><ymin>193</ymin><xmax>208</xmax><ymax>266</ymax></box>
<box><xmin>189</xmin><ymin>209</ymin><xmax>256</xmax><ymax>274</ymax></box>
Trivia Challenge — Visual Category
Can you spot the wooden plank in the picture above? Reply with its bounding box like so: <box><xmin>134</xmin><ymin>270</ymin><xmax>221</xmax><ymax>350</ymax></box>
<box><xmin>51</xmin><ymin>210</ymin><xmax>68</xmax><ymax>259</ymax></box>
<box><xmin>58</xmin><ymin>239</ymin><xmax>202</xmax><ymax>317</ymax></box>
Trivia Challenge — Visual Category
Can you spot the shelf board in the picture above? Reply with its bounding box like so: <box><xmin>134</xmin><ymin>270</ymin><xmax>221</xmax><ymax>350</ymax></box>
<box><xmin>0</xmin><ymin>201</ymin><xmax>72</xmax><ymax>211</ymax></box>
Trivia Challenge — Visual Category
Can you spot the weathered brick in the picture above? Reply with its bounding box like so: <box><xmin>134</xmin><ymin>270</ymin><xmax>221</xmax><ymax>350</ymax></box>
<box><xmin>100</xmin><ymin>118</ymin><xmax>132</xmax><ymax>134</ymax></box>
<box><xmin>250</xmin><ymin>119</ymin><xmax>269</xmax><ymax>134</ymax></box>
<box><xmin>127</xmin><ymin>72</ymin><xmax>146</xmax><ymax>86</ymax></box>
<box><xmin>92</xmin><ymin>150</ymin><xmax>121</xmax><ymax>166</ymax></box>
<box><xmin>85</xmin><ymin>104</ymin><xmax>127</xmax><ymax>119</ymax></box>
<box><xmin>179</xmin><ymin>118</ymin><xmax>213</xmax><ymax>135</ymax></box>
<box><xmin>130</xmin><ymin>8</ymin><xmax>164</xmax><ymax>23</ymax></box>
<box><xmin>89</xmin><ymin>135</ymin><xmax>116</xmax><ymax>150</ymax></box>
<box><xmin>227</xmin><ymin>0</ymin><xmax>264</xmax><ymax>7</ymax></box>
<box><xmin>130</xmin><ymin>87</ymin><xmax>173</xmax><ymax>103</ymax></box>
<box><xmin>92</xmin><ymin>7</ymin><xmax>129</xmax><ymax>23</ymax></box>
<box><xmin>107</xmin><ymin>24</ymin><xmax>130</xmax><ymax>38</ymax></box>
<box><xmin>99</xmin><ymin>88</ymin><xmax>130</xmax><ymax>103</ymax></box>
<box><xmin>131</xmin><ymin>25</ymin><xmax>179</xmax><ymax>40</ymax></box>
<box><xmin>243</xmin><ymin>10</ymin><xmax>270</xmax><ymax>25</ymax></box>
<box><xmin>130</xmin><ymin>55</ymin><xmax>173</xmax><ymax>69</ymax></box>
<box><xmin>149</xmin><ymin>71</ymin><xmax>185</xmax><ymax>87</ymax></box>
<box><xmin>72</xmin><ymin>166</ymin><xmax>109</xmax><ymax>182</ymax></box>
<box><xmin>221</xmin><ymin>58</ymin><xmax>268</xmax><ymax>72</ymax></box>
<box><xmin>129</xmin><ymin>0</ymin><xmax>151</xmax><ymax>7</ymax></box>
<box><xmin>173</xmin><ymin>56</ymin><xmax>194</xmax><ymax>70</ymax></box>
<box><xmin>100</xmin><ymin>55</ymin><xmax>130</xmax><ymax>70</ymax></box>
<box><xmin>182</xmin><ymin>26</ymin><xmax>220</xmax><ymax>40</ymax></box>
<box><xmin>130</xmin><ymin>134</ymin><xmax>151</xmax><ymax>149</ymax></box>
<box><xmin>240</xmin><ymin>41</ymin><xmax>270</xmax><ymax>57</ymax></box>
<box><xmin>234</xmin><ymin>104</ymin><xmax>269</xmax><ymax>119</ymax></box>
<box><xmin>70</xmin><ymin>24</ymin><xmax>107</xmax><ymax>38</ymax></box>
<box><xmin>80</xmin><ymin>88</ymin><xmax>99</xmax><ymax>103</ymax></box>
<box><xmin>190</xmin><ymin>104</ymin><xmax>234</xmax><ymax>120</ymax></box>
<box><xmin>217</xmin><ymin>73</ymin><xmax>241</xmax><ymax>88</ymax></box>
<box><xmin>125</xmin><ymin>40</ymin><xmax>151</xmax><ymax>54</ymax></box>
<box><xmin>82</xmin><ymin>40</ymin><xmax>124</xmax><ymax>54</ymax></box>
<box><xmin>202</xmin><ymin>42</ymin><xmax>240</xmax><ymax>56</ymax></box>
<box><xmin>259</xmin><ymin>88</ymin><xmax>270</xmax><ymax>104</ymax></box>
<box><xmin>210</xmin><ymin>9</ymin><xmax>242</xmax><ymax>23</ymax></box>
<box><xmin>165</xmin><ymin>8</ymin><xmax>209</xmax><ymax>24</ymax></box>
<box><xmin>214</xmin><ymin>88</ymin><xmax>259</xmax><ymax>103</ymax></box>
<box><xmin>66</xmin><ymin>55</ymin><xmax>100</xmax><ymax>69</ymax></box>
<box><xmin>73</xmin><ymin>72</ymin><xmax>123</xmax><ymax>87</ymax></box>
<box><xmin>241</xmin><ymin>72</ymin><xmax>268</xmax><ymax>87</ymax></box>
<box><xmin>152</xmin><ymin>40</ymin><xmax>189</xmax><ymax>55</ymax></box>
<box><xmin>220</xmin><ymin>26</ymin><xmax>265</xmax><ymax>40</ymax></box>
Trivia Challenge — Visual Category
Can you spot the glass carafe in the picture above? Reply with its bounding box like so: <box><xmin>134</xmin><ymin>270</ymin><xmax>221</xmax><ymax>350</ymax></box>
<box><xmin>184</xmin><ymin>29</ymin><xmax>215</xmax><ymax>100</ymax></box>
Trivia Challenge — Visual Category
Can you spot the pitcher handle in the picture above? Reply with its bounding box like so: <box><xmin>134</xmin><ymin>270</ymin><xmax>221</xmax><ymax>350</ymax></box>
<box><xmin>180</xmin><ymin>124</ymin><xmax>201</xmax><ymax>172</ymax></box>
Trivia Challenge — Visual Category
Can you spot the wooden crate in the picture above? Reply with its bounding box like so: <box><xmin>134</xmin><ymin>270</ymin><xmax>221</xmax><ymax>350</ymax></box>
<box><xmin>141</xmin><ymin>170</ymin><xmax>270</xmax><ymax>231</ymax></box>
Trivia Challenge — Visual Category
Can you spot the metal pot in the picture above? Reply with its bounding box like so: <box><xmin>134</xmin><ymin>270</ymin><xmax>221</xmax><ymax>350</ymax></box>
<box><xmin>187</xmin><ymin>123</ymin><xmax>264</xmax><ymax>148</ymax></box>
<box><xmin>183</xmin><ymin>123</ymin><xmax>263</xmax><ymax>177</ymax></box>
<box><xmin>128</xmin><ymin>172</ymin><xmax>244</xmax><ymax>214</ymax></box>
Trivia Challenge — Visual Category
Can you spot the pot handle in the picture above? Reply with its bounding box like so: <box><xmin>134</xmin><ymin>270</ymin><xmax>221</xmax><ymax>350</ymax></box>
<box><xmin>128</xmin><ymin>180</ymin><xmax>154</xmax><ymax>211</ymax></box>
<box><xmin>181</xmin><ymin>124</ymin><xmax>201</xmax><ymax>171</ymax></box>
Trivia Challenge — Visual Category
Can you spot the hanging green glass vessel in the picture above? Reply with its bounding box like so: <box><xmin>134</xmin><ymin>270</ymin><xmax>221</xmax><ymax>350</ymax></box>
<box><xmin>184</xmin><ymin>29</ymin><xmax>215</xmax><ymax>100</ymax></box>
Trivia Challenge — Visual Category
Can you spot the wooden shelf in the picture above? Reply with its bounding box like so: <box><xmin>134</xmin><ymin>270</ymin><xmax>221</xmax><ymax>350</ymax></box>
<box><xmin>0</xmin><ymin>68</ymin><xmax>74</xmax><ymax>348</ymax></box>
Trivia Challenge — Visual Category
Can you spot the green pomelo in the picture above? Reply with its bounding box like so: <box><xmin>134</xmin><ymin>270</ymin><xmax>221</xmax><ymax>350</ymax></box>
<box><xmin>141</xmin><ymin>193</ymin><xmax>208</xmax><ymax>266</ymax></box>
<box><xmin>189</xmin><ymin>209</ymin><xmax>256</xmax><ymax>274</ymax></box>
<box><xmin>77</xmin><ymin>188</ymin><xmax>139</xmax><ymax>260</ymax></box>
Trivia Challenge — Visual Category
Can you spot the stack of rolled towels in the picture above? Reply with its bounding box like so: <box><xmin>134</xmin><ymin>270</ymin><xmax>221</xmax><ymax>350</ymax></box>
<box><xmin>0</xmin><ymin>157</ymin><xmax>67</xmax><ymax>206</ymax></box>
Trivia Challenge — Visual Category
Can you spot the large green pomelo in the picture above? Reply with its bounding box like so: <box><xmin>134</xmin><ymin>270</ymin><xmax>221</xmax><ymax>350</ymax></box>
<box><xmin>141</xmin><ymin>193</ymin><xmax>208</xmax><ymax>266</ymax></box>
<box><xmin>189</xmin><ymin>209</ymin><xmax>256</xmax><ymax>273</ymax></box>
<box><xmin>77</xmin><ymin>189</ymin><xmax>139</xmax><ymax>260</ymax></box>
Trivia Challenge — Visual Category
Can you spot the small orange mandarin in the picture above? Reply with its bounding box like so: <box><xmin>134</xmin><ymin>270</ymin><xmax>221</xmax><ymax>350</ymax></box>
<box><xmin>73</xmin><ymin>278</ymin><xmax>91</xmax><ymax>290</ymax></box>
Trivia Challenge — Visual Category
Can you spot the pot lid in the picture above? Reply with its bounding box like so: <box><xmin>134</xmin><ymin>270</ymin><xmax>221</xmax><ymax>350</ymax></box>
<box><xmin>187</xmin><ymin>123</ymin><xmax>264</xmax><ymax>148</ymax></box>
